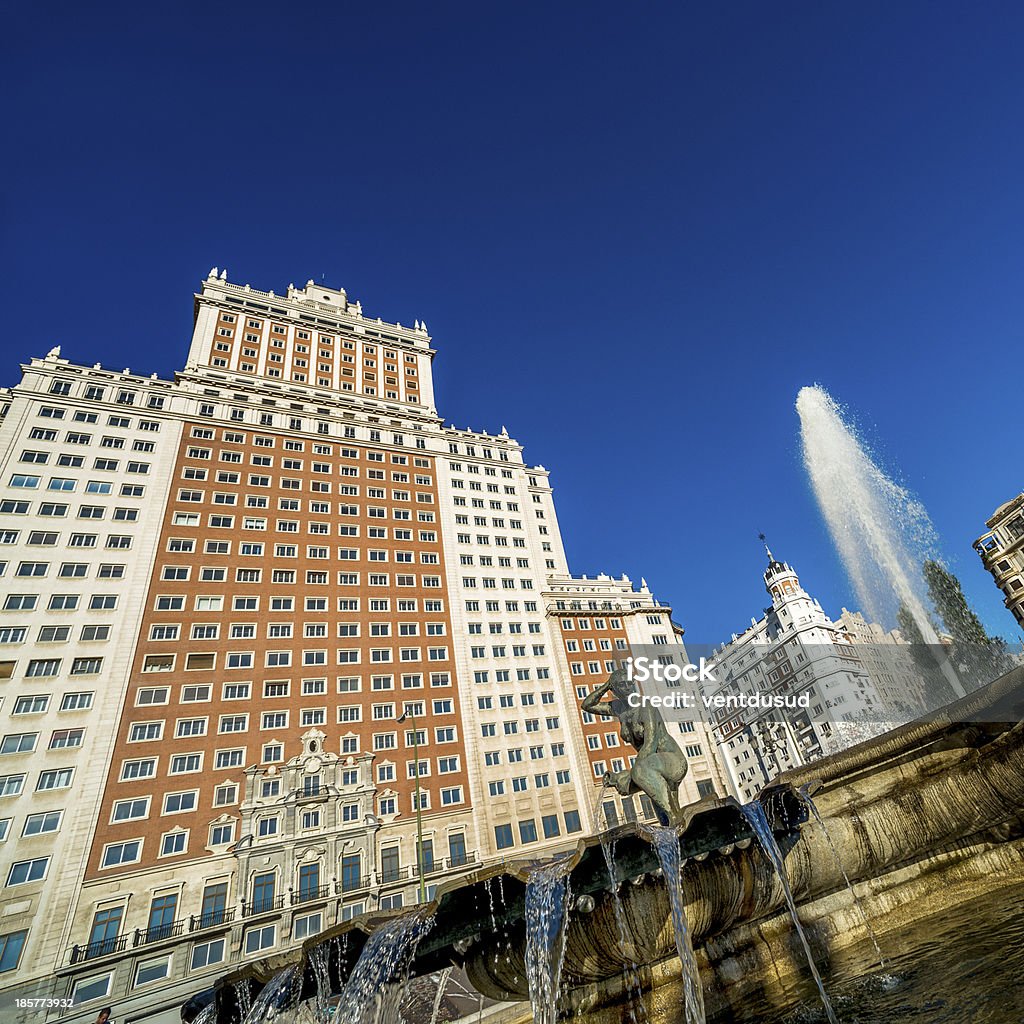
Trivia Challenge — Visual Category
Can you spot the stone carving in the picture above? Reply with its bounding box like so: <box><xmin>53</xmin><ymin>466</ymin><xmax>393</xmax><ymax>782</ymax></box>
<box><xmin>581</xmin><ymin>667</ymin><xmax>688</xmax><ymax>825</ymax></box>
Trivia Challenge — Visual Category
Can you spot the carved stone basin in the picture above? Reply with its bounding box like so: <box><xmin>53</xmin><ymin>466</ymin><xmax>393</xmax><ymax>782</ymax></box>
<box><xmin>202</xmin><ymin>664</ymin><xmax>1024</xmax><ymax>1022</ymax></box>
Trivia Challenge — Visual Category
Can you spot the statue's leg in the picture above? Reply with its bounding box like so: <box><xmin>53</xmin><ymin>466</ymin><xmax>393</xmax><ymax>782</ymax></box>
<box><xmin>657</xmin><ymin>752</ymin><xmax>688</xmax><ymax>820</ymax></box>
<box><xmin>629</xmin><ymin>759</ymin><xmax>675</xmax><ymax>825</ymax></box>
<box><xmin>632</xmin><ymin>753</ymin><xmax>689</xmax><ymax>824</ymax></box>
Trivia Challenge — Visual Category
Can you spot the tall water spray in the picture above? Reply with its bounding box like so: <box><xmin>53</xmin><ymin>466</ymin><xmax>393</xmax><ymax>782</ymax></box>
<box><xmin>796</xmin><ymin>385</ymin><xmax>941</xmax><ymax>646</ymax></box>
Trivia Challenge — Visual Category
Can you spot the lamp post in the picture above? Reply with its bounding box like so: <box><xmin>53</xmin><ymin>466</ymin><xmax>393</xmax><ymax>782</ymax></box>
<box><xmin>397</xmin><ymin>707</ymin><xmax>427</xmax><ymax>904</ymax></box>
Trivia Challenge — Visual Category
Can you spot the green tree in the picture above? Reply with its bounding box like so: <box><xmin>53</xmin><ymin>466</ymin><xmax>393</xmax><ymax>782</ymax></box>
<box><xmin>923</xmin><ymin>560</ymin><xmax>991</xmax><ymax>645</ymax></box>
<box><xmin>923</xmin><ymin>559</ymin><xmax>1012</xmax><ymax>687</ymax></box>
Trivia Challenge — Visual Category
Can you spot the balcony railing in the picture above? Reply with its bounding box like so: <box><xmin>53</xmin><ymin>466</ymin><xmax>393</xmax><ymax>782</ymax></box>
<box><xmin>189</xmin><ymin>908</ymin><xmax>236</xmax><ymax>932</ymax></box>
<box><xmin>133</xmin><ymin>920</ymin><xmax>184</xmax><ymax>947</ymax></box>
<box><xmin>241</xmin><ymin>895</ymin><xmax>286</xmax><ymax>918</ymax></box>
<box><xmin>335</xmin><ymin>875</ymin><xmax>371</xmax><ymax>895</ymax></box>
<box><xmin>291</xmin><ymin>885</ymin><xmax>330</xmax><ymax>905</ymax></box>
<box><xmin>69</xmin><ymin>934</ymin><xmax>128</xmax><ymax>964</ymax></box>
<box><xmin>444</xmin><ymin>850</ymin><xmax>478</xmax><ymax>870</ymax></box>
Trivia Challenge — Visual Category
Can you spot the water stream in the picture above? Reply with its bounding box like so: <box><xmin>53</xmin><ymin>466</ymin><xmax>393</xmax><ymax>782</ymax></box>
<box><xmin>643</xmin><ymin>824</ymin><xmax>706</xmax><ymax>1024</ymax></box>
<box><xmin>739</xmin><ymin>801</ymin><xmax>839</xmax><ymax>1024</ymax></box>
<box><xmin>797</xmin><ymin>787</ymin><xmax>885</xmax><ymax>966</ymax></box>
<box><xmin>308</xmin><ymin>940</ymin><xmax>333</xmax><ymax>1019</ymax></box>
<box><xmin>524</xmin><ymin>855</ymin><xmax>573</xmax><ymax>1024</ymax></box>
<box><xmin>234</xmin><ymin>979</ymin><xmax>253</xmax><ymax>1021</ymax></box>
<box><xmin>241</xmin><ymin>964</ymin><xmax>302</xmax><ymax>1024</ymax></box>
<box><xmin>599</xmin><ymin>834</ymin><xmax>648</xmax><ymax>1024</ymax></box>
<box><xmin>334</xmin><ymin>910</ymin><xmax>434</xmax><ymax>1024</ymax></box>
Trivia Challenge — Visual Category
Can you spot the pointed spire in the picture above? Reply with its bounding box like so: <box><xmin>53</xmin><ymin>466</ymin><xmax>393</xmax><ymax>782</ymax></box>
<box><xmin>758</xmin><ymin>532</ymin><xmax>773</xmax><ymax>562</ymax></box>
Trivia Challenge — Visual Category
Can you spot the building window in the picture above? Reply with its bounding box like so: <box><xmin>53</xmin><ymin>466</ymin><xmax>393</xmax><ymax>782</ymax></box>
<box><xmin>244</xmin><ymin>925</ymin><xmax>276</xmax><ymax>955</ymax></box>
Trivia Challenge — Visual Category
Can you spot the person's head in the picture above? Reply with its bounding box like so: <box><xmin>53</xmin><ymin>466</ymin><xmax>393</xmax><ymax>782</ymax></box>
<box><xmin>96</xmin><ymin>1009</ymin><xmax>111</xmax><ymax>1024</ymax></box>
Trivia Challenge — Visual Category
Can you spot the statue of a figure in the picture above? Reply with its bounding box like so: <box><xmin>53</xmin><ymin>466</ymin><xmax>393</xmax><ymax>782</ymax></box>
<box><xmin>581</xmin><ymin>667</ymin><xmax>688</xmax><ymax>826</ymax></box>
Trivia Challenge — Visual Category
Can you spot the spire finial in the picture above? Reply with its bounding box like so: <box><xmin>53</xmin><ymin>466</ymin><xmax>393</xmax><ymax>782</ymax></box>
<box><xmin>758</xmin><ymin>532</ymin><xmax>773</xmax><ymax>562</ymax></box>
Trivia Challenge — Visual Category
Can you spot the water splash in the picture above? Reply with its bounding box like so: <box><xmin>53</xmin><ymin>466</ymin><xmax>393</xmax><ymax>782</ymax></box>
<box><xmin>740</xmin><ymin>801</ymin><xmax>839</xmax><ymax>1024</ymax></box>
<box><xmin>797</xmin><ymin>788</ymin><xmax>885</xmax><ymax>966</ymax></box>
<box><xmin>242</xmin><ymin>965</ymin><xmax>302</xmax><ymax>1024</ymax></box>
<box><xmin>524</xmin><ymin>856</ymin><xmax>573</xmax><ymax>1024</ymax></box>
<box><xmin>234</xmin><ymin>979</ymin><xmax>253</xmax><ymax>1021</ymax></box>
<box><xmin>335</xmin><ymin>911</ymin><xmax>434</xmax><ymax>1024</ymax></box>
<box><xmin>643</xmin><ymin>825</ymin><xmax>705</xmax><ymax>1024</ymax></box>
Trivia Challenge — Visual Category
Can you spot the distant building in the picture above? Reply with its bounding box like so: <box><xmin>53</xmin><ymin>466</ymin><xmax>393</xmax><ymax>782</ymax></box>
<box><xmin>973</xmin><ymin>492</ymin><xmax>1024</xmax><ymax>630</ymax></box>
<box><xmin>703</xmin><ymin>550</ymin><xmax>899</xmax><ymax>802</ymax></box>
<box><xmin>833</xmin><ymin>608</ymin><xmax>924</xmax><ymax>715</ymax></box>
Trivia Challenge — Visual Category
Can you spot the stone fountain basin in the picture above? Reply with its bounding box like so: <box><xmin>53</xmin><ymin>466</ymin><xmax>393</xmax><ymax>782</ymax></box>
<box><xmin>208</xmin><ymin>786</ymin><xmax>805</xmax><ymax>1020</ymax></box>
<box><xmin>208</xmin><ymin>665</ymin><xmax>1024</xmax><ymax>1022</ymax></box>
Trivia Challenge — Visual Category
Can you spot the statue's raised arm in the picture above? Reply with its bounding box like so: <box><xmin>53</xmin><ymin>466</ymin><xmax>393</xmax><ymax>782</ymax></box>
<box><xmin>580</xmin><ymin>676</ymin><xmax>619</xmax><ymax>719</ymax></box>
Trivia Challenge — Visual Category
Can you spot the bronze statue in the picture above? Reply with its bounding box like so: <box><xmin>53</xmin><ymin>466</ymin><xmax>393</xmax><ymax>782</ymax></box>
<box><xmin>581</xmin><ymin>667</ymin><xmax>688</xmax><ymax>826</ymax></box>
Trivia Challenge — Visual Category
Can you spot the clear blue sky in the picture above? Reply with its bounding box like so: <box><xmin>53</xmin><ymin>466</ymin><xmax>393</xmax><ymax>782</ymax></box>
<box><xmin>3</xmin><ymin>2</ymin><xmax>1021</xmax><ymax>644</ymax></box>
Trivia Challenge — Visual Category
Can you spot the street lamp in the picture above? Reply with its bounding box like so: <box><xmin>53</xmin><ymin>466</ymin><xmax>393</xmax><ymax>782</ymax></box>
<box><xmin>397</xmin><ymin>707</ymin><xmax>427</xmax><ymax>904</ymax></box>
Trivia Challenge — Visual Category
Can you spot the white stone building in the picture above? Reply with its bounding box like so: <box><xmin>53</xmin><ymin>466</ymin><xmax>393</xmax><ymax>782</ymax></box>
<box><xmin>704</xmin><ymin>549</ymin><xmax>896</xmax><ymax>802</ymax></box>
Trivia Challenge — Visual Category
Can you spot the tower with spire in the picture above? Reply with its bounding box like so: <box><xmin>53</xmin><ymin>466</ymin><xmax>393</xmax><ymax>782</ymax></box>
<box><xmin>702</xmin><ymin>536</ymin><xmax>897</xmax><ymax>802</ymax></box>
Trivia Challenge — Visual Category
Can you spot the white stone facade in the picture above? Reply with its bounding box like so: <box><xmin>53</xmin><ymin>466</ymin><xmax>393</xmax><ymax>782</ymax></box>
<box><xmin>705</xmin><ymin>552</ymin><xmax>895</xmax><ymax>802</ymax></box>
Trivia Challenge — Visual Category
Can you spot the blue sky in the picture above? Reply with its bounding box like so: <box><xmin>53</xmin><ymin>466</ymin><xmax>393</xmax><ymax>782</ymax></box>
<box><xmin>3</xmin><ymin>2</ymin><xmax>1021</xmax><ymax>644</ymax></box>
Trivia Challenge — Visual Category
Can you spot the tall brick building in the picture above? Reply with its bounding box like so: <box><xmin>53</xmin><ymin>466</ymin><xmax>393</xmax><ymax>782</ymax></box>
<box><xmin>0</xmin><ymin>272</ymin><xmax>722</xmax><ymax>1023</ymax></box>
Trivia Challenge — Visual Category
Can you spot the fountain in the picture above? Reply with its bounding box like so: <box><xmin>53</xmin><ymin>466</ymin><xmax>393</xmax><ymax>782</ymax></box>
<box><xmin>194</xmin><ymin>664</ymin><xmax>1024</xmax><ymax>1023</ymax></box>
<box><xmin>796</xmin><ymin>385</ymin><xmax>945</xmax><ymax>649</ymax></box>
<box><xmin>181</xmin><ymin>385</ymin><xmax>1024</xmax><ymax>1023</ymax></box>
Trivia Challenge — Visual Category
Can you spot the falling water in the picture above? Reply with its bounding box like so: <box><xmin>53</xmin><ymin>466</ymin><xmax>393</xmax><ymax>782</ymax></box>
<box><xmin>797</xmin><ymin>788</ymin><xmax>885</xmax><ymax>966</ymax></box>
<box><xmin>191</xmin><ymin>1006</ymin><xmax>216</xmax><ymax>1024</ymax></box>
<box><xmin>599</xmin><ymin>835</ymin><xmax>648</xmax><ymax>1024</ymax></box>
<box><xmin>308</xmin><ymin>940</ymin><xmax>333</xmax><ymax>1020</ymax></box>
<box><xmin>494</xmin><ymin>875</ymin><xmax>517</xmax><ymax>985</ymax></box>
<box><xmin>335</xmin><ymin>911</ymin><xmax>434</xmax><ymax>1024</ymax></box>
<box><xmin>643</xmin><ymin>825</ymin><xmax>705</xmax><ymax>1024</ymax></box>
<box><xmin>524</xmin><ymin>856</ymin><xmax>573</xmax><ymax>1024</ymax></box>
<box><xmin>234</xmin><ymin>979</ymin><xmax>253</xmax><ymax>1021</ymax></box>
<box><xmin>242</xmin><ymin>965</ymin><xmax>302</xmax><ymax>1024</ymax></box>
<box><xmin>739</xmin><ymin>801</ymin><xmax>839</xmax><ymax>1024</ymax></box>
